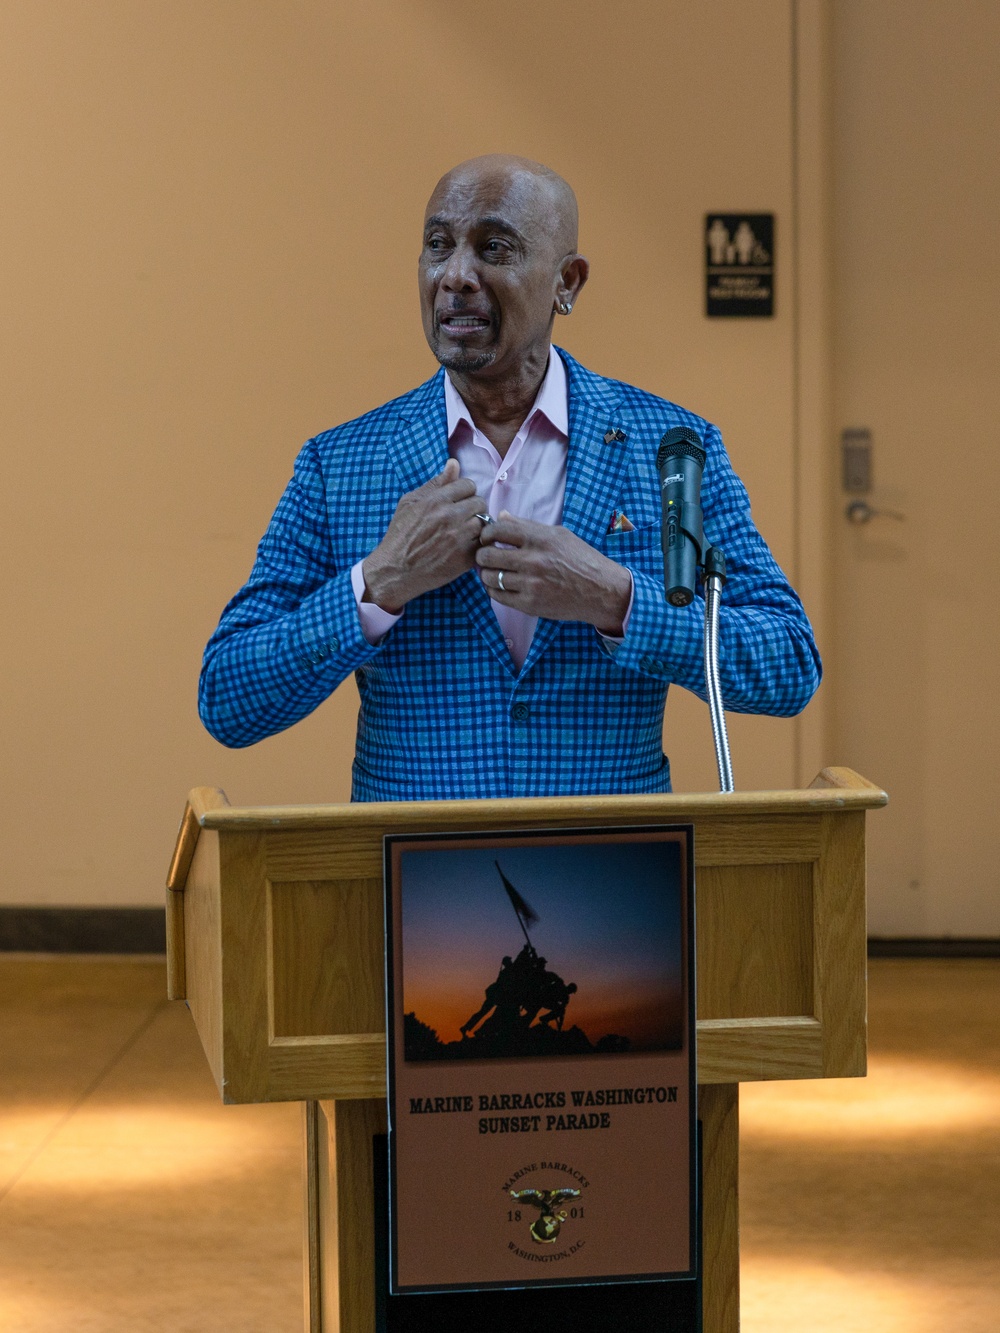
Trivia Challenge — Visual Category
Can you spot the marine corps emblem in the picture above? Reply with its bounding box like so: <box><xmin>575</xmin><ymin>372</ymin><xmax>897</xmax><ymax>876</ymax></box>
<box><xmin>509</xmin><ymin>1187</ymin><xmax>583</xmax><ymax>1244</ymax></box>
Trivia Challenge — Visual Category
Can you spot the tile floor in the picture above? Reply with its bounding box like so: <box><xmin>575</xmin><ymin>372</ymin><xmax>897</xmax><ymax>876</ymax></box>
<box><xmin>0</xmin><ymin>955</ymin><xmax>997</xmax><ymax>1331</ymax></box>
<box><xmin>741</xmin><ymin>959</ymin><xmax>1000</xmax><ymax>1333</ymax></box>
<box><xmin>0</xmin><ymin>956</ymin><xmax>302</xmax><ymax>1332</ymax></box>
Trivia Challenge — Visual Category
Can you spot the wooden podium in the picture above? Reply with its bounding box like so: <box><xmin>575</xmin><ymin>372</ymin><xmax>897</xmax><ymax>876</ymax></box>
<box><xmin>165</xmin><ymin>767</ymin><xmax>885</xmax><ymax>1333</ymax></box>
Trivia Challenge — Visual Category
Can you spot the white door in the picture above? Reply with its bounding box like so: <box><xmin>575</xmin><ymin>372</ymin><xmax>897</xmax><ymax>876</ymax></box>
<box><xmin>832</xmin><ymin>1</ymin><xmax>1000</xmax><ymax>936</ymax></box>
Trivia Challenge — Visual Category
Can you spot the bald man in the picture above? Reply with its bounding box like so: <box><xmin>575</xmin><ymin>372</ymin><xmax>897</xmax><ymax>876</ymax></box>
<box><xmin>199</xmin><ymin>155</ymin><xmax>820</xmax><ymax>799</ymax></box>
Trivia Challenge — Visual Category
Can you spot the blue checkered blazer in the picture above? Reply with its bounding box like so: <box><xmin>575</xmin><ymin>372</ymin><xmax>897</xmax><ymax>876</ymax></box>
<box><xmin>200</xmin><ymin>349</ymin><xmax>820</xmax><ymax>799</ymax></box>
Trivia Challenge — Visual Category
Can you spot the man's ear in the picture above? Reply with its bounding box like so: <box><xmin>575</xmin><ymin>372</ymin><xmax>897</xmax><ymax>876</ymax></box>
<box><xmin>555</xmin><ymin>254</ymin><xmax>589</xmax><ymax>314</ymax></box>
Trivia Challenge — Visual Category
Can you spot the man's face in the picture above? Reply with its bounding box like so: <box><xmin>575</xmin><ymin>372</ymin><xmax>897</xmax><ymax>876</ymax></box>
<box><xmin>419</xmin><ymin>167</ymin><xmax>564</xmax><ymax>378</ymax></box>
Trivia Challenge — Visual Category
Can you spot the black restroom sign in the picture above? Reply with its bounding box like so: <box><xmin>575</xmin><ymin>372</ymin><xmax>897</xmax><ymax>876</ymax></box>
<box><xmin>705</xmin><ymin>214</ymin><xmax>774</xmax><ymax>317</ymax></box>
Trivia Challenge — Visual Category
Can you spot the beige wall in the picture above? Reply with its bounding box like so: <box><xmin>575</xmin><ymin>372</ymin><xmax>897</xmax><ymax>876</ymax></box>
<box><xmin>0</xmin><ymin>1</ymin><xmax>810</xmax><ymax>907</ymax></box>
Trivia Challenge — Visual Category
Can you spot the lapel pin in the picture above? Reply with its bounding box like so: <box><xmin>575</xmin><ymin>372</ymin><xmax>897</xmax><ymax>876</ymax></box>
<box><xmin>603</xmin><ymin>428</ymin><xmax>628</xmax><ymax>444</ymax></box>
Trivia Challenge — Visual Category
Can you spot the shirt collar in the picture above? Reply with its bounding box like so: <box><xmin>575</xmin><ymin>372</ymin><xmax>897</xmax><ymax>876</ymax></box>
<box><xmin>444</xmin><ymin>346</ymin><xmax>569</xmax><ymax>442</ymax></box>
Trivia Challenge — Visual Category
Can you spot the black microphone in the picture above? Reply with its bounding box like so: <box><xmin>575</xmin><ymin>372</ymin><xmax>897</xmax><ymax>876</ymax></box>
<box><xmin>656</xmin><ymin>427</ymin><xmax>706</xmax><ymax>606</ymax></box>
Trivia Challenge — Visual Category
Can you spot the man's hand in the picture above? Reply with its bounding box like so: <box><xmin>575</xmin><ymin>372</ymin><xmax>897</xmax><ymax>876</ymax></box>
<box><xmin>362</xmin><ymin>459</ymin><xmax>485</xmax><ymax>613</ymax></box>
<box><xmin>476</xmin><ymin>512</ymin><xmax>632</xmax><ymax>636</ymax></box>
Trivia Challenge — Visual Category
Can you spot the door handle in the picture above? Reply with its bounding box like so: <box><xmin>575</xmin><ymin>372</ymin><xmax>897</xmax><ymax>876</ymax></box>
<box><xmin>845</xmin><ymin>500</ymin><xmax>905</xmax><ymax>525</ymax></box>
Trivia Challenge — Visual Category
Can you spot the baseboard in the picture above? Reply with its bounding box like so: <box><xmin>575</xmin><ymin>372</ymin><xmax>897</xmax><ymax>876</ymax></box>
<box><xmin>868</xmin><ymin>937</ymin><xmax>1000</xmax><ymax>959</ymax></box>
<box><xmin>2</xmin><ymin>914</ymin><xmax>994</xmax><ymax>960</ymax></box>
<box><xmin>0</xmin><ymin>907</ymin><xmax>166</xmax><ymax>954</ymax></box>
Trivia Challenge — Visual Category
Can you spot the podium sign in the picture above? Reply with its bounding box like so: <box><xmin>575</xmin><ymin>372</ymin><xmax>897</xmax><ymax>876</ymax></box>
<box><xmin>385</xmin><ymin>825</ymin><xmax>696</xmax><ymax>1295</ymax></box>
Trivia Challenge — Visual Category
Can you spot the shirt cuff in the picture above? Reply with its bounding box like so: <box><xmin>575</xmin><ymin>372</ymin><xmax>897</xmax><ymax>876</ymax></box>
<box><xmin>351</xmin><ymin>560</ymin><xmax>403</xmax><ymax>645</ymax></box>
<box><xmin>597</xmin><ymin>569</ymin><xmax>635</xmax><ymax>646</ymax></box>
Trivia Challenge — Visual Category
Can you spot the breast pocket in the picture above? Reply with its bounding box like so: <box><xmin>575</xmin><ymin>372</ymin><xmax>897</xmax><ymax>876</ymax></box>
<box><xmin>604</xmin><ymin>521</ymin><xmax>663</xmax><ymax>576</ymax></box>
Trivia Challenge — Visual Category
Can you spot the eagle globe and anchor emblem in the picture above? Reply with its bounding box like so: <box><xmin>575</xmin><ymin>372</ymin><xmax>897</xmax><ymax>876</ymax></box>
<box><xmin>509</xmin><ymin>1187</ymin><xmax>583</xmax><ymax>1244</ymax></box>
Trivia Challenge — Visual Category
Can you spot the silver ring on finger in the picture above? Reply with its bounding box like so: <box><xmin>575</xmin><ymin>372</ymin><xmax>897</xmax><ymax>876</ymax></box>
<box><xmin>497</xmin><ymin>570</ymin><xmax>507</xmax><ymax>592</ymax></box>
<box><xmin>474</xmin><ymin>512</ymin><xmax>494</xmax><ymax>526</ymax></box>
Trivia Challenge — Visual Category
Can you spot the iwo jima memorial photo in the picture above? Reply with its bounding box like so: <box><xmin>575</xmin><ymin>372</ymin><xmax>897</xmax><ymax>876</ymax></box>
<box><xmin>397</xmin><ymin>837</ymin><xmax>687</xmax><ymax>1065</ymax></box>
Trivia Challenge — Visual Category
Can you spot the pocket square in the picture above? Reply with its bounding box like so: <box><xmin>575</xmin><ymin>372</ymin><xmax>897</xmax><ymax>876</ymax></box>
<box><xmin>607</xmin><ymin>509</ymin><xmax>636</xmax><ymax>534</ymax></box>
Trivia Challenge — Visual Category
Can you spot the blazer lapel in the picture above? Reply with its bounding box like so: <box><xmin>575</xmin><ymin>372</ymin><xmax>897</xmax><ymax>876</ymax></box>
<box><xmin>521</xmin><ymin>351</ymin><xmax>631</xmax><ymax>673</ymax></box>
<box><xmin>388</xmin><ymin>369</ymin><xmax>514</xmax><ymax>671</ymax></box>
<box><xmin>385</xmin><ymin>369</ymin><xmax>449</xmax><ymax>492</ymax></box>
<box><xmin>560</xmin><ymin>354</ymin><xmax>632</xmax><ymax>544</ymax></box>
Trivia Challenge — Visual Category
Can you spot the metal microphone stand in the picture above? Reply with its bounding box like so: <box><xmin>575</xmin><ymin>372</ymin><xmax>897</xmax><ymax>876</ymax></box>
<box><xmin>702</xmin><ymin>547</ymin><xmax>734</xmax><ymax>793</ymax></box>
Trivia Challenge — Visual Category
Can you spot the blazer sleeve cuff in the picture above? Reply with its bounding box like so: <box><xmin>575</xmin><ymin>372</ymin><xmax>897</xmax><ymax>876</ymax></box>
<box><xmin>288</xmin><ymin>568</ymin><xmax>385</xmax><ymax>675</ymax></box>
<box><xmin>600</xmin><ymin>568</ymin><xmax>705</xmax><ymax>689</ymax></box>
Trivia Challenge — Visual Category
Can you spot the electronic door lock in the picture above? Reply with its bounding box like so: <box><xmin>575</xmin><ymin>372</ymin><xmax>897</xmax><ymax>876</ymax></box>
<box><xmin>841</xmin><ymin>428</ymin><xmax>905</xmax><ymax>524</ymax></box>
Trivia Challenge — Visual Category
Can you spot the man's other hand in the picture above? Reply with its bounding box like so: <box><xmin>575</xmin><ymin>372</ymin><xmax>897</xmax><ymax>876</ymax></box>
<box><xmin>362</xmin><ymin>459</ymin><xmax>485</xmax><ymax>613</ymax></box>
<box><xmin>476</xmin><ymin>512</ymin><xmax>631</xmax><ymax>636</ymax></box>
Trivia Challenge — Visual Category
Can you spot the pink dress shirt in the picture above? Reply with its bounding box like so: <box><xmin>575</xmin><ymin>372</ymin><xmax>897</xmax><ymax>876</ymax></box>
<box><xmin>351</xmin><ymin>350</ymin><xmax>629</xmax><ymax>669</ymax></box>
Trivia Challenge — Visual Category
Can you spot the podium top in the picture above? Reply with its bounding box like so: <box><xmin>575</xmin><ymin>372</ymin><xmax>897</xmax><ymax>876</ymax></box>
<box><xmin>195</xmin><ymin>768</ymin><xmax>886</xmax><ymax>833</ymax></box>
<box><xmin>166</xmin><ymin>766</ymin><xmax>885</xmax><ymax>1099</ymax></box>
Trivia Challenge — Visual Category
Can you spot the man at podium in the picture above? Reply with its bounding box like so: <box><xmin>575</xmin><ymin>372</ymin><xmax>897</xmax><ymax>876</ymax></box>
<box><xmin>199</xmin><ymin>154</ymin><xmax>820</xmax><ymax>799</ymax></box>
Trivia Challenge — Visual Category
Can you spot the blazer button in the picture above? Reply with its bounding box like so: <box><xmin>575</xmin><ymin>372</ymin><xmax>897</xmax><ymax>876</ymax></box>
<box><xmin>511</xmin><ymin>702</ymin><xmax>529</xmax><ymax>722</ymax></box>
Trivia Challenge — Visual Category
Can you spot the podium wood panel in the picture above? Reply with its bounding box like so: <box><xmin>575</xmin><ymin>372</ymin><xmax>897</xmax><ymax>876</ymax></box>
<box><xmin>304</xmin><ymin>1099</ymin><xmax>387</xmax><ymax>1333</ymax></box>
<box><xmin>271</xmin><ymin>879</ymin><xmax>385</xmax><ymax>1039</ymax></box>
<box><xmin>696</xmin><ymin>861</ymin><xmax>814</xmax><ymax>1018</ymax></box>
<box><xmin>700</xmin><ymin>1084</ymin><xmax>740</xmax><ymax>1333</ymax></box>
<box><xmin>178</xmin><ymin>829</ymin><xmax>222</xmax><ymax>1079</ymax></box>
